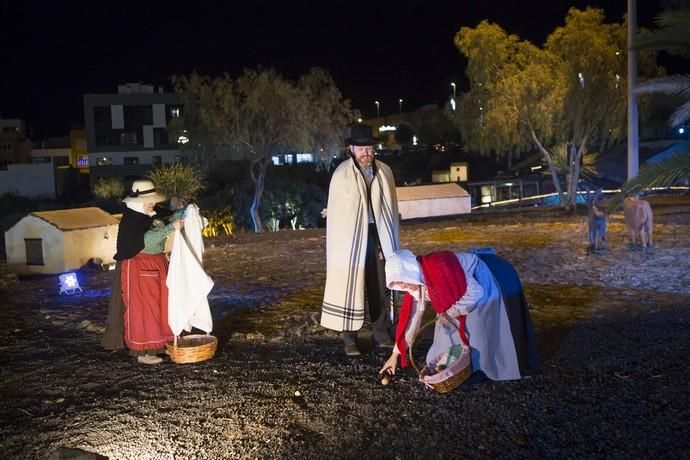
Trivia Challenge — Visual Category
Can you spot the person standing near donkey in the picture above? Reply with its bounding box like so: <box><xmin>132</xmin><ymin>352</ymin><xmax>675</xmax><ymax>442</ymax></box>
<box><xmin>321</xmin><ymin>124</ymin><xmax>400</xmax><ymax>356</ymax></box>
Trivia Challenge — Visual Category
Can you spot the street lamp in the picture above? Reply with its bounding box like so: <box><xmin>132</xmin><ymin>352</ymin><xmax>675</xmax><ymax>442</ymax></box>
<box><xmin>451</xmin><ymin>82</ymin><xmax>456</xmax><ymax>98</ymax></box>
<box><xmin>375</xmin><ymin>100</ymin><xmax>380</xmax><ymax>117</ymax></box>
<box><xmin>399</xmin><ymin>98</ymin><xmax>403</xmax><ymax>113</ymax></box>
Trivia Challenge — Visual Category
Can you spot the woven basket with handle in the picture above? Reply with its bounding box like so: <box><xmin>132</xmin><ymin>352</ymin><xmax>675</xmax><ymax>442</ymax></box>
<box><xmin>166</xmin><ymin>333</ymin><xmax>217</xmax><ymax>364</ymax></box>
<box><xmin>408</xmin><ymin>317</ymin><xmax>472</xmax><ymax>394</ymax></box>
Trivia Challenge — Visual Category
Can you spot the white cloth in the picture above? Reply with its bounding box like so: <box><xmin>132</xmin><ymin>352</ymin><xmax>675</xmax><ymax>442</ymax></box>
<box><xmin>321</xmin><ymin>158</ymin><xmax>400</xmax><ymax>331</ymax></box>
<box><xmin>167</xmin><ymin>204</ymin><xmax>214</xmax><ymax>335</ymax></box>
<box><xmin>390</xmin><ymin>252</ymin><xmax>521</xmax><ymax>381</ymax></box>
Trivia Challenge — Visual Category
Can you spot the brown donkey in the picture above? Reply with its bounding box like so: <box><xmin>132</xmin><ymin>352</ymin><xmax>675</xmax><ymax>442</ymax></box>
<box><xmin>623</xmin><ymin>196</ymin><xmax>653</xmax><ymax>250</ymax></box>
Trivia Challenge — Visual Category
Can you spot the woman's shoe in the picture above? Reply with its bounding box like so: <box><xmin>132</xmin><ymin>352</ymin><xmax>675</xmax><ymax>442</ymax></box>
<box><xmin>137</xmin><ymin>354</ymin><xmax>163</xmax><ymax>365</ymax></box>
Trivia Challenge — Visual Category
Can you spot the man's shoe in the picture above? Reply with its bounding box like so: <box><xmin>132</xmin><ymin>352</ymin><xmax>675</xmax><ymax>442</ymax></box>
<box><xmin>344</xmin><ymin>342</ymin><xmax>362</xmax><ymax>357</ymax></box>
<box><xmin>137</xmin><ymin>354</ymin><xmax>163</xmax><ymax>365</ymax></box>
<box><xmin>375</xmin><ymin>337</ymin><xmax>395</xmax><ymax>349</ymax></box>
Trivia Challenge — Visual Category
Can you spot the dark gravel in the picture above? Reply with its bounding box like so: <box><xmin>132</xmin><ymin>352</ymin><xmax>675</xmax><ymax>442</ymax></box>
<box><xmin>1</xmin><ymin>203</ymin><xmax>689</xmax><ymax>459</ymax></box>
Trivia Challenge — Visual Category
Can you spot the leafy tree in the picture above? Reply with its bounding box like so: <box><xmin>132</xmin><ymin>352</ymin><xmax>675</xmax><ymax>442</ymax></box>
<box><xmin>171</xmin><ymin>68</ymin><xmax>356</xmax><ymax>232</ymax></box>
<box><xmin>453</xmin><ymin>8</ymin><xmax>661</xmax><ymax>208</ymax></box>
<box><xmin>93</xmin><ymin>177</ymin><xmax>125</xmax><ymax>200</ymax></box>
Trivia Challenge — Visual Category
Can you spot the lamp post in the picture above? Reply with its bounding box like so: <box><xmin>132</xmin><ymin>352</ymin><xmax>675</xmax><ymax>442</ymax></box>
<box><xmin>451</xmin><ymin>82</ymin><xmax>456</xmax><ymax>98</ymax></box>
<box><xmin>375</xmin><ymin>100</ymin><xmax>380</xmax><ymax>118</ymax></box>
<box><xmin>398</xmin><ymin>98</ymin><xmax>403</xmax><ymax>113</ymax></box>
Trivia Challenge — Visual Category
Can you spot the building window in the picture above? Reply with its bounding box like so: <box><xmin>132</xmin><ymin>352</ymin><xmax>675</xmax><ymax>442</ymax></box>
<box><xmin>153</xmin><ymin>128</ymin><xmax>168</xmax><ymax>146</ymax></box>
<box><xmin>123</xmin><ymin>157</ymin><xmax>139</xmax><ymax>165</ymax></box>
<box><xmin>120</xmin><ymin>132</ymin><xmax>138</xmax><ymax>145</ymax></box>
<box><xmin>271</xmin><ymin>156</ymin><xmax>282</xmax><ymax>166</ymax></box>
<box><xmin>284</xmin><ymin>154</ymin><xmax>294</xmax><ymax>164</ymax></box>
<box><xmin>25</xmin><ymin>239</ymin><xmax>44</xmax><ymax>265</ymax></box>
<box><xmin>296</xmin><ymin>153</ymin><xmax>314</xmax><ymax>163</ymax></box>
<box><xmin>170</xmin><ymin>107</ymin><xmax>180</xmax><ymax>118</ymax></box>
<box><xmin>77</xmin><ymin>155</ymin><xmax>89</xmax><ymax>166</ymax></box>
<box><xmin>152</xmin><ymin>155</ymin><xmax>162</xmax><ymax>167</ymax></box>
<box><xmin>97</xmin><ymin>157</ymin><xmax>112</xmax><ymax>166</ymax></box>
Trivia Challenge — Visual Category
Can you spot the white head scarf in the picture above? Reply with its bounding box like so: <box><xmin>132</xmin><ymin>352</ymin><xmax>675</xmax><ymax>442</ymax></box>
<box><xmin>385</xmin><ymin>249</ymin><xmax>424</xmax><ymax>289</ymax></box>
<box><xmin>125</xmin><ymin>200</ymin><xmax>156</xmax><ymax>216</ymax></box>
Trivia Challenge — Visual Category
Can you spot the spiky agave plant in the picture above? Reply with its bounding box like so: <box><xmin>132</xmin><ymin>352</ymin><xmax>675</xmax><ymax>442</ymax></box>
<box><xmin>146</xmin><ymin>163</ymin><xmax>206</xmax><ymax>203</ymax></box>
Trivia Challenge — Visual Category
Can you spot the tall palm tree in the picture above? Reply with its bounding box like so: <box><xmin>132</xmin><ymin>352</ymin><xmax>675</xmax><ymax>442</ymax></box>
<box><xmin>610</xmin><ymin>9</ymin><xmax>690</xmax><ymax>210</ymax></box>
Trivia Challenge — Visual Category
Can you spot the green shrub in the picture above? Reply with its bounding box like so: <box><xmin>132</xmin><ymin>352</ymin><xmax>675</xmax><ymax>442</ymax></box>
<box><xmin>93</xmin><ymin>178</ymin><xmax>125</xmax><ymax>200</ymax></box>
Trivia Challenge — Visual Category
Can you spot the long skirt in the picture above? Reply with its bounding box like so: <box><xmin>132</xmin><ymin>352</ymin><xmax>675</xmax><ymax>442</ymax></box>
<box><xmin>101</xmin><ymin>261</ymin><xmax>125</xmax><ymax>350</ymax></box>
<box><xmin>121</xmin><ymin>253</ymin><xmax>174</xmax><ymax>351</ymax></box>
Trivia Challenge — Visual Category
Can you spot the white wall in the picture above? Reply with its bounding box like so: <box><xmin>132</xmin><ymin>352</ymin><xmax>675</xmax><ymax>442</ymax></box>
<box><xmin>398</xmin><ymin>196</ymin><xmax>471</xmax><ymax>220</ymax></box>
<box><xmin>63</xmin><ymin>225</ymin><xmax>119</xmax><ymax>269</ymax></box>
<box><xmin>88</xmin><ymin>149</ymin><xmax>179</xmax><ymax>166</ymax></box>
<box><xmin>5</xmin><ymin>216</ymin><xmax>65</xmax><ymax>274</ymax></box>
<box><xmin>0</xmin><ymin>163</ymin><xmax>56</xmax><ymax>198</ymax></box>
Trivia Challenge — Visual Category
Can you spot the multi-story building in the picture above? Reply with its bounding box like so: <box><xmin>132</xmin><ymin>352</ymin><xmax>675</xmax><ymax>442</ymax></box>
<box><xmin>0</xmin><ymin>118</ymin><xmax>32</xmax><ymax>170</ymax></box>
<box><xmin>83</xmin><ymin>83</ymin><xmax>183</xmax><ymax>188</ymax></box>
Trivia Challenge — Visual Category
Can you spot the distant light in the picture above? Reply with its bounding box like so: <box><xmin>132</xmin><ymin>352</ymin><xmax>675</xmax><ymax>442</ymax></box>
<box><xmin>680</xmin><ymin>128</ymin><xmax>686</xmax><ymax>134</ymax></box>
<box><xmin>378</xmin><ymin>144</ymin><xmax>383</xmax><ymax>149</ymax></box>
<box><xmin>178</xmin><ymin>135</ymin><xmax>189</xmax><ymax>144</ymax></box>
<box><xmin>357</xmin><ymin>118</ymin><xmax>363</xmax><ymax>123</ymax></box>
<box><xmin>413</xmin><ymin>135</ymin><xmax>418</xmax><ymax>146</ymax></box>
<box><xmin>578</xmin><ymin>72</ymin><xmax>585</xmax><ymax>88</ymax></box>
<box><xmin>450</xmin><ymin>98</ymin><xmax>456</xmax><ymax>111</ymax></box>
<box><xmin>531</xmin><ymin>165</ymin><xmax>543</xmax><ymax>172</ymax></box>
<box><xmin>59</xmin><ymin>272</ymin><xmax>83</xmax><ymax>295</ymax></box>
<box><xmin>504</xmin><ymin>182</ymin><xmax>513</xmax><ymax>187</ymax></box>
<box><xmin>379</xmin><ymin>125</ymin><xmax>397</xmax><ymax>132</ymax></box>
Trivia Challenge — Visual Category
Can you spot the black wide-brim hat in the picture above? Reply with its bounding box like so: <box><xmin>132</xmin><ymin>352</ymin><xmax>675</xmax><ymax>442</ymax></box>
<box><xmin>345</xmin><ymin>124</ymin><xmax>379</xmax><ymax>146</ymax></box>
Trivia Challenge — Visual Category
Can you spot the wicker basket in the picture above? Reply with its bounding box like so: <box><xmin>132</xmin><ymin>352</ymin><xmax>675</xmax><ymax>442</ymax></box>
<box><xmin>409</xmin><ymin>320</ymin><xmax>472</xmax><ymax>394</ymax></box>
<box><xmin>166</xmin><ymin>333</ymin><xmax>217</xmax><ymax>364</ymax></box>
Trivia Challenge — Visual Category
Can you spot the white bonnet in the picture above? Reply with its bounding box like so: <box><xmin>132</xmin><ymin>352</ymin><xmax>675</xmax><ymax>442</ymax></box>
<box><xmin>385</xmin><ymin>249</ymin><xmax>423</xmax><ymax>289</ymax></box>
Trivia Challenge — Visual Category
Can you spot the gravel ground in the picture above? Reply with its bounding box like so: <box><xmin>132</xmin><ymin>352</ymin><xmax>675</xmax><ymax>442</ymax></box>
<box><xmin>1</xmin><ymin>197</ymin><xmax>689</xmax><ymax>459</ymax></box>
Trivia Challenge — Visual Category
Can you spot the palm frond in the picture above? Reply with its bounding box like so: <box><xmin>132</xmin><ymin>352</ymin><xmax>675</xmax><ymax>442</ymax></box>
<box><xmin>607</xmin><ymin>148</ymin><xmax>690</xmax><ymax>211</ymax></box>
<box><xmin>670</xmin><ymin>99</ymin><xmax>690</xmax><ymax>126</ymax></box>
<box><xmin>635</xmin><ymin>9</ymin><xmax>690</xmax><ymax>55</ymax></box>
<box><xmin>635</xmin><ymin>75</ymin><xmax>690</xmax><ymax>98</ymax></box>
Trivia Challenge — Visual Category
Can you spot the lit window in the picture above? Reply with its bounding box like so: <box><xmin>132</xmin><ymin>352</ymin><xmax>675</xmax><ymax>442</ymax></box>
<box><xmin>170</xmin><ymin>107</ymin><xmax>180</xmax><ymax>118</ymax></box>
<box><xmin>272</xmin><ymin>156</ymin><xmax>282</xmax><ymax>166</ymax></box>
<box><xmin>296</xmin><ymin>153</ymin><xmax>313</xmax><ymax>163</ymax></box>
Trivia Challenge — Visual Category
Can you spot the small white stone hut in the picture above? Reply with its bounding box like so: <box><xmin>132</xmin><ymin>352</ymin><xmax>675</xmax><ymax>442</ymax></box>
<box><xmin>396</xmin><ymin>183</ymin><xmax>471</xmax><ymax>220</ymax></box>
<box><xmin>5</xmin><ymin>207</ymin><xmax>119</xmax><ymax>275</ymax></box>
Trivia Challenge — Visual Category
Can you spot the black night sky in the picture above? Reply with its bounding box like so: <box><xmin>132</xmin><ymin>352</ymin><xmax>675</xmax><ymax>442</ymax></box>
<box><xmin>0</xmin><ymin>0</ymin><xmax>674</xmax><ymax>138</ymax></box>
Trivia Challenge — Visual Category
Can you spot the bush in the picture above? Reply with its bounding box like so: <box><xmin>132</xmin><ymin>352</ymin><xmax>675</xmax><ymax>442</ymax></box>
<box><xmin>93</xmin><ymin>178</ymin><xmax>125</xmax><ymax>200</ymax></box>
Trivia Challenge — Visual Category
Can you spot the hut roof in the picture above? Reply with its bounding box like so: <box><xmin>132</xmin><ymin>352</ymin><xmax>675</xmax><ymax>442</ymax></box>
<box><xmin>396</xmin><ymin>183</ymin><xmax>470</xmax><ymax>202</ymax></box>
<box><xmin>31</xmin><ymin>207</ymin><xmax>119</xmax><ymax>231</ymax></box>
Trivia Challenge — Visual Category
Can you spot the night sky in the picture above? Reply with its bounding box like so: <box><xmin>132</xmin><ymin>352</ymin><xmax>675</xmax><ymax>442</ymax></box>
<box><xmin>1</xmin><ymin>0</ymin><xmax>673</xmax><ymax>138</ymax></box>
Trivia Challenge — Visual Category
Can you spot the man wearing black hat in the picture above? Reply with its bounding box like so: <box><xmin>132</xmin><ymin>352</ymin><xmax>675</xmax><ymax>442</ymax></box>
<box><xmin>321</xmin><ymin>124</ymin><xmax>400</xmax><ymax>356</ymax></box>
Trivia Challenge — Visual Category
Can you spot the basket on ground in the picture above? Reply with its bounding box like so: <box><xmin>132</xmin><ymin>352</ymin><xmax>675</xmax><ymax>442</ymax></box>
<box><xmin>409</xmin><ymin>319</ymin><xmax>472</xmax><ymax>394</ymax></box>
<box><xmin>166</xmin><ymin>333</ymin><xmax>217</xmax><ymax>364</ymax></box>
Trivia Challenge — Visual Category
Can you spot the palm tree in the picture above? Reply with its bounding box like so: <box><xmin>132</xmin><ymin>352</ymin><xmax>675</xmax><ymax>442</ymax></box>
<box><xmin>610</xmin><ymin>8</ymin><xmax>690</xmax><ymax>210</ymax></box>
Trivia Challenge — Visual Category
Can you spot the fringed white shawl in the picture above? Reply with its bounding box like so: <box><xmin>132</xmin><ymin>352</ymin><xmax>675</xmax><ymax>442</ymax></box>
<box><xmin>321</xmin><ymin>158</ymin><xmax>400</xmax><ymax>331</ymax></box>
